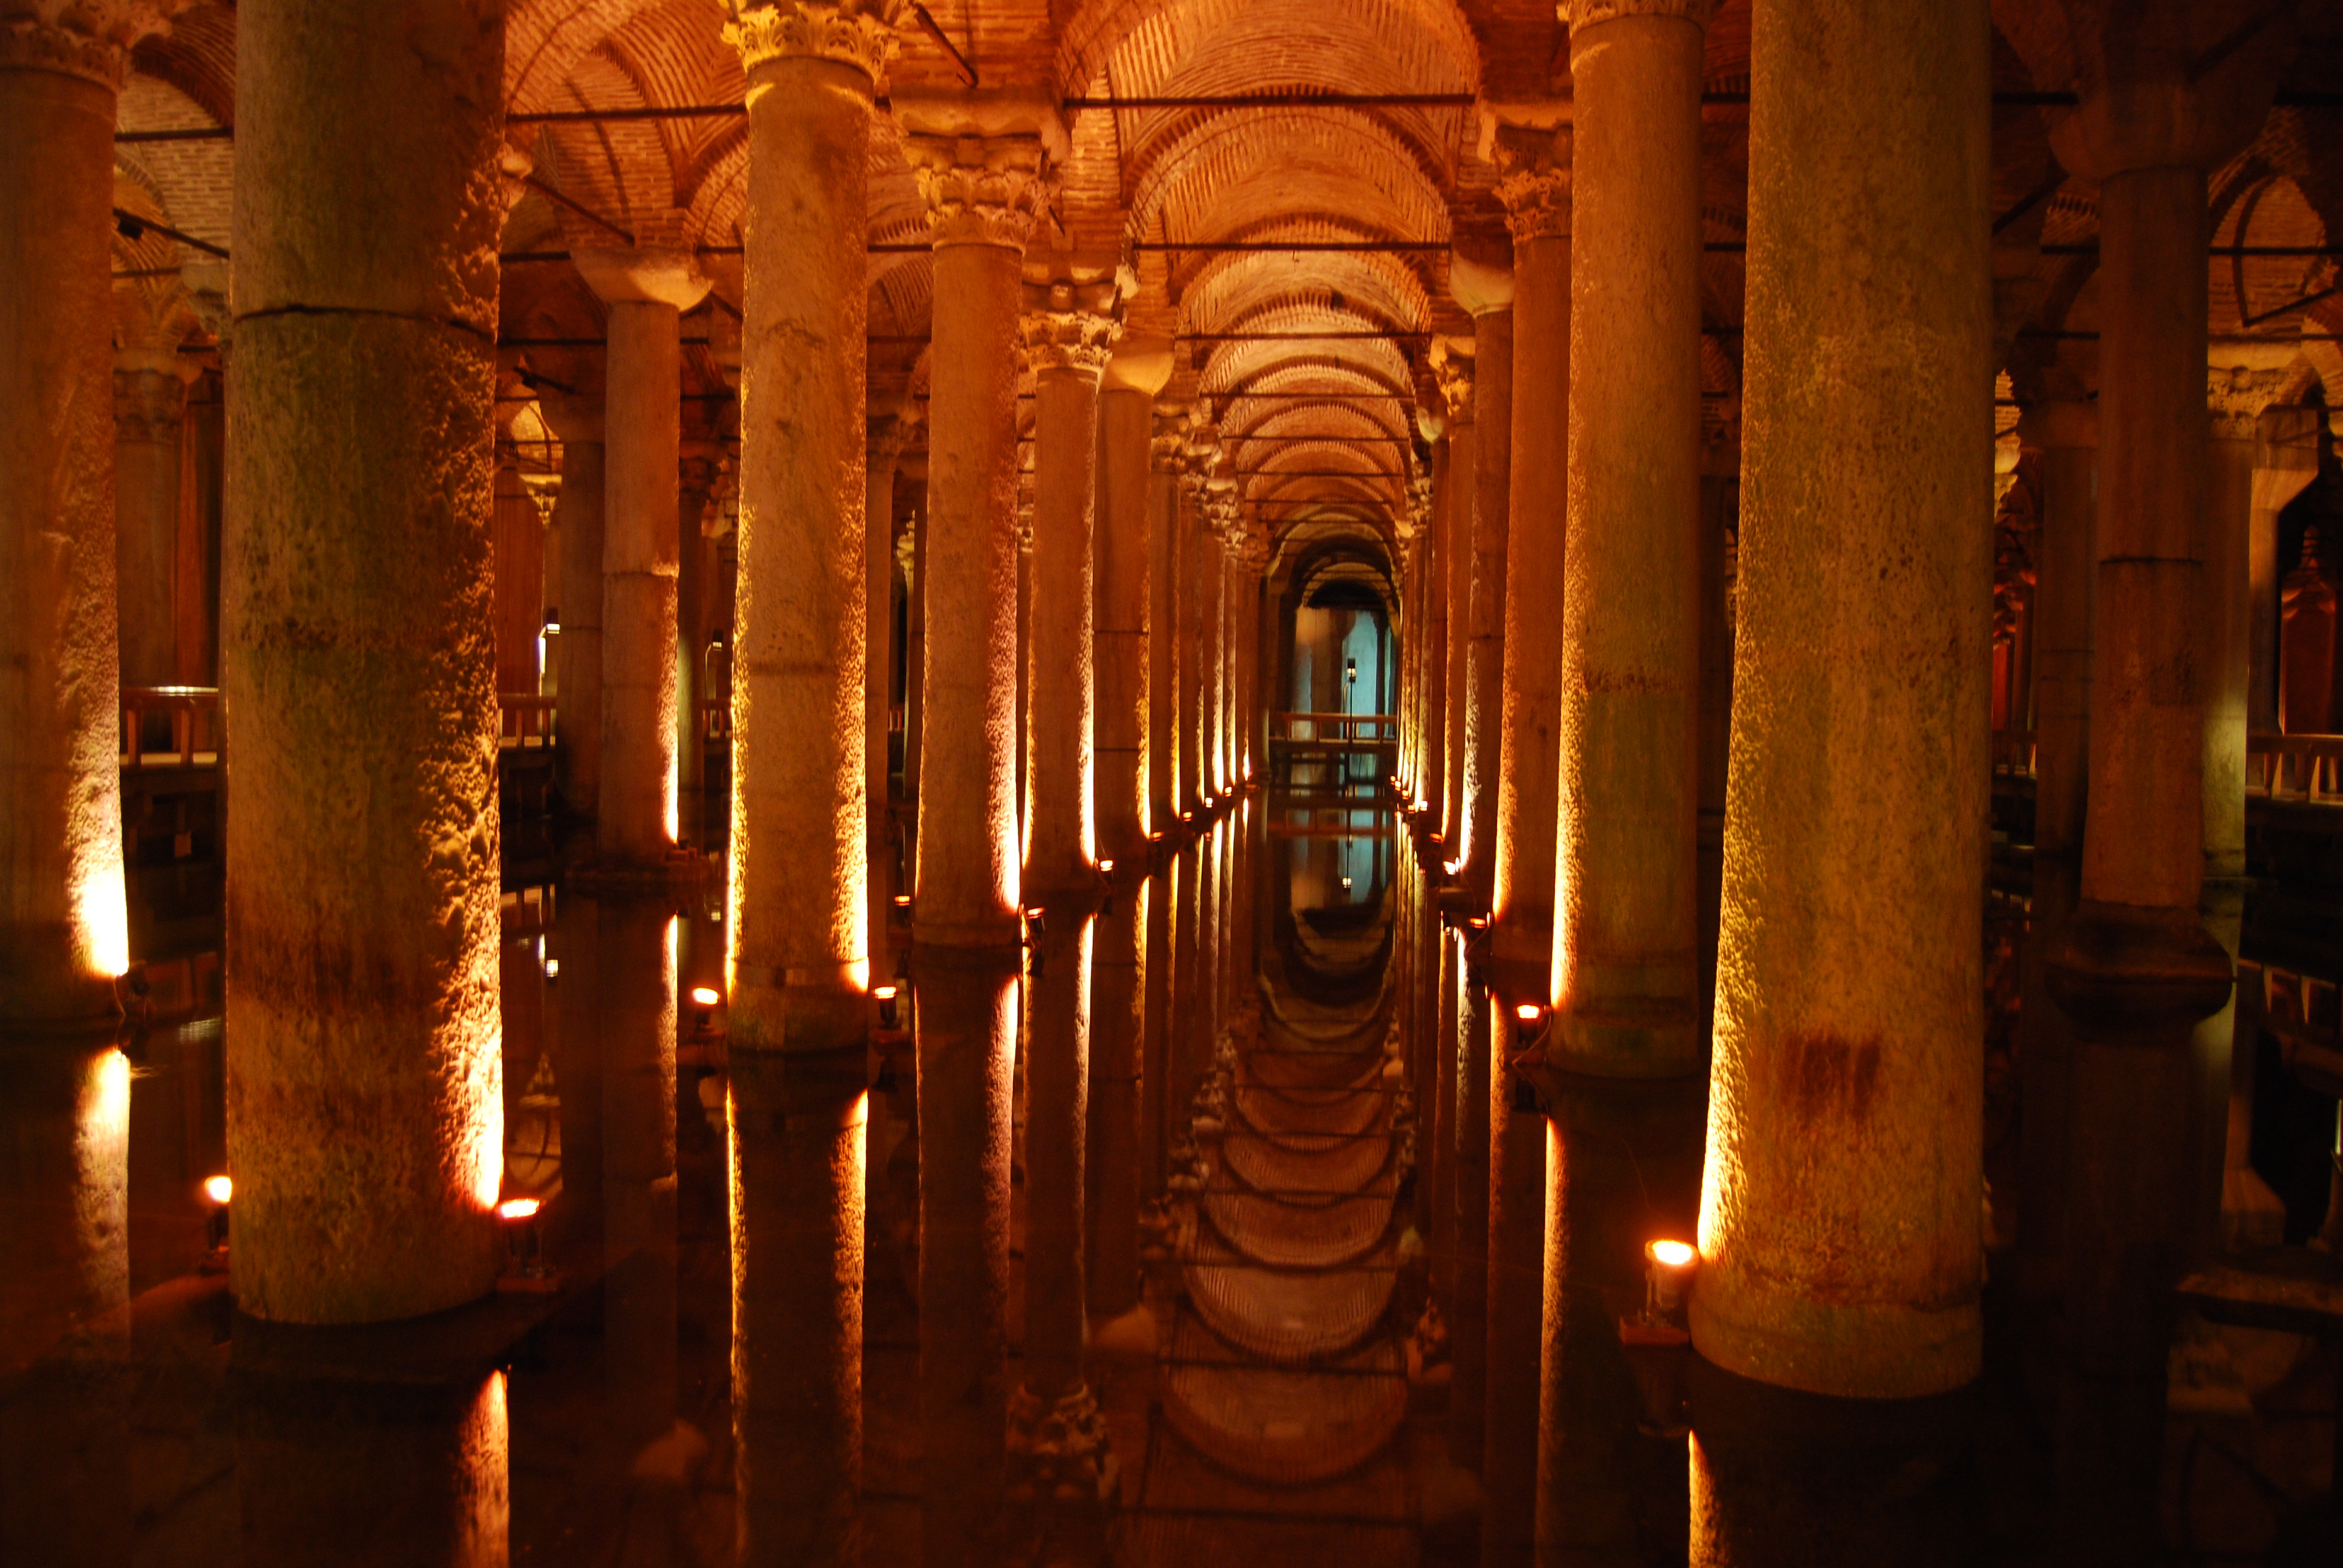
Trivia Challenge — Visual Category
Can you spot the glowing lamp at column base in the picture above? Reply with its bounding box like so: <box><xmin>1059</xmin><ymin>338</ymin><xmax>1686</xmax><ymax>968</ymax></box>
<box><xmin>201</xmin><ymin>1174</ymin><xmax>233</xmax><ymax>1259</ymax></box>
<box><xmin>1618</xmin><ymin>1239</ymin><xmax>1700</xmax><ymax>1439</ymax></box>
<box><xmin>873</xmin><ymin>984</ymin><xmax>902</xmax><ymax>1030</ymax></box>
<box><xmin>1643</xmin><ymin>1239</ymin><xmax>1699</xmax><ymax>1318</ymax></box>
<box><xmin>496</xmin><ymin>1196</ymin><xmax>557</xmax><ymax>1291</ymax></box>
<box><xmin>689</xmin><ymin>985</ymin><xmax>724</xmax><ymax>1040</ymax></box>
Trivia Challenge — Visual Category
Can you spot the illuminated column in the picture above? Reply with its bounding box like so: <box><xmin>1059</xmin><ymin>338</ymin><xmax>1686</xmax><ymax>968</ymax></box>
<box><xmin>677</xmin><ymin>440</ymin><xmax>719</xmax><ymax>821</ymax></box>
<box><xmin>1455</xmin><ymin>263</ymin><xmax>1513</xmax><ymax>890</ymax></box>
<box><xmin>2042</xmin><ymin>19</ymin><xmax>2279</xmax><ymax>1549</ymax></box>
<box><xmin>1175</xmin><ymin>461</ymin><xmax>1205</xmax><ymax>817</ymax></box>
<box><xmin>899</xmin><ymin>91</ymin><xmax>1059</xmax><ymax>1567</ymax></box>
<box><xmin>1021</xmin><ymin>268</ymin><xmax>1120</xmax><ymax>894</ymax></box>
<box><xmin>1693</xmin><ymin>0</ymin><xmax>1991</xmax><ymax>1405</ymax></box>
<box><xmin>0</xmin><ymin>2</ymin><xmax>149</xmax><ymax>1025</ymax></box>
<box><xmin>1098</xmin><ymin>345</ymin><xmax>1167</xmax><ymax>861</ymax></box>
<box><xmin>1436</xmin><ymin>349</ymin><xmax>1476</xmax><ymax>854</ymax></box>
<box><xmin>543</xmin><ymin>389</ymin><xmax>608</xmax><ymax>815</ymax></box>
<box><xmin>224</xmin><ymin>0</ymin><xmax>506</xmax><ymax>1319</ymax></box>
<box><xmin>1145</xmin><ymin>404</ymin><xmax>1185</xmax><ymax>837</ymax></box>
<box><xmin>1419</xmin><ymin>439</ymin><xmax>1450</xmax><ymax>823</ymax></box>
<box><xmin>1550</xmin><ymin>0</ymin><xmax>1713</xmax><ymax>1074</ymax></box>
<box><xmin>114</xmin><ymin>350</ymin><xmax>191</xmax><ymax>697</ymax></box>
<box><xmin>719</xmin><ymin>9</ymin><xmax>900</xmax><ymax>1558</ymax></box>
<box><xmin>1199</xmin><ymin>481</ymin><xmax>1235</xmax><ymax>799</ymax></box>
<box><xmin>575</xmin><ymin>234</ymin><xmax>709</xmax><ymax>869</ymax></box>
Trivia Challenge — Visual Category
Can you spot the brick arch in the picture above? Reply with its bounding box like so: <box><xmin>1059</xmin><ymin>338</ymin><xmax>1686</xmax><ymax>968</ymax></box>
<box><xmin>1056</xmin><ymin>0</ymin><xmax>1481</xmax><ymax>108</ymax></box>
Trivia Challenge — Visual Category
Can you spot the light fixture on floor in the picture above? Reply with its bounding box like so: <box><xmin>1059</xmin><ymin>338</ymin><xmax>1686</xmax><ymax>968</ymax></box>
<box><xmin>873</xmin><ymin>983</ymin><xmax>901</xmax><ymax>1030</ymax></box>
<box><xmin>544</xmin><ymin>957</ymin><xmax>560</xmax><ymax>980</ymax></box>
<box><xmin>1619</xmin><ymin>1238</ymin><xmax>1699</xmax><ymax>1438</ymax></box>
<box><xmin>690</xmin><ymin>984</ymin><xmax>723</xmax><ymax>1040</ymax></box>
<box><xmin>201</xmin><ymin>1174</ymin><xmax>232</xmax><ymax>1262</ymax></box>
<box><xmin>496</xmin><ymin>1197</ymin><xmax>556</xmax><ymax>1291</ymax></box>
<box><xmin>893</xmin><ymin>892</ymin><xmax>914</xmax><ymax>927</ymax></box>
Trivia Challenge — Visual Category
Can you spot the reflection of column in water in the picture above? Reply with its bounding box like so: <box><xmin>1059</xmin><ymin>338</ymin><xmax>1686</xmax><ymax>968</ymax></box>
<box><xmin>1688</xmin><ymin>1356</ymin><xmax>1972</xmax><ymax>1568</ymax></box>
<box><xmin>730</xmin><ymin>1044</ymin><xmax>866</xmax><ymax>1566</ymax></box>
<box><xmin>1450</xmin><ymin>945</ymin><xmax>1490</xmax><ymax>1472</ymax></box>
<box><xmin>1089</xmin><ymin>887</ymin><xmax>1147</xmax><ymax>1321</ymax></box>
<box><xmin>598</xmin><ymin>899</ymin><xmax>678</xmax><ymax>1452</ymax></box>
<box><xmin>549</xmin><ymin>899</ymin><xmax>606</xmax><ymax>1247</ymax></box>
<box><xmin>1142</xmin><ymin>863</ymin><xmax>1179</xmax><ymax>1200</ymax></box>
<box><xmin>915</xmin><ymin>956</ymin><xmax>1019</xmax><ymax>1564</ymax></box>
<box><xmin>1483</xmin><ymin>1011</ymin><xmax>1543</xmax><ymax>1567</ymax></box>
<box><xmin>238</xmin><ymin>1365</ymin><xmax>509</xmax><ymax>1568</ymax></box>
<box><xmin>129</xmin><ymin>1021</ymin><xmax>212</xmax><ymax>1289</ymax></box>
<box><xmin>1167</xmin><ymin>840</ymin><xmax>1205</xmax><ymax>1142</ymax></box>
<box><xmin>0</xmin><ymin>1044</ymin><xmax>131</xmax><ymax>1567</ymax></box>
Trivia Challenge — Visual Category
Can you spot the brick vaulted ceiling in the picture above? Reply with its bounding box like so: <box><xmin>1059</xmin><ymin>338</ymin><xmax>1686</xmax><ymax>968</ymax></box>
<box><xmin>116</xmin><ymin>0</ymin><xmax>2343</xmax><ymax>581</ymax></box>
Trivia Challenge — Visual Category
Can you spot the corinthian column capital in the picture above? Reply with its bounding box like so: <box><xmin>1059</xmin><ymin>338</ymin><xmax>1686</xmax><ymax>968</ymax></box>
<box><xmin>1431</xmin><ymin>337</ymin><xmax>1475</xmax><ymax>426</ymax></box>
<box><xmin>1018</xmin><ymin>272</ymin><xmax>1124</xmax><ymax>379</ymax></box>
<box><xmin>0</xmin><ymin>0</ymin><xmax>180</xmax><ymax>87</ymax></box>
<box><xmin>896</xmin><ymin>88</ymin><xmax>1067</xmax><ymax>252</ymax></box>
<box><xmin>724</xmin><ymin>0</ymin><xmax>905</xmax><ymax>84</ymax></box>
<box><xmin>2207</xmin><ymin>360</ymin><xmax>2293</xmax><ymax>442</ymax></box>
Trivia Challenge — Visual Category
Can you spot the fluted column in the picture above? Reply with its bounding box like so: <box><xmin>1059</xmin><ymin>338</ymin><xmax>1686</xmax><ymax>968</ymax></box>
<box><xmin>1691</xmin><ymin>0</ymin><xmax>1991</xmax><ymax>1402</ymax></box>
<box><xmin>1484</xmin><ymin>131</ymin><xmax>1567</xmax><ymax>1549</ymax></box>
<box><xmin>898</xmin><ymin>91</ymin><xmax>1060</xmax><ymax>1568</ymax></box>
<box><xmin>543</xmin><ymin>390</ymin><xmax>608</xmax><ymax>815</ymax></box>
<box><xmin>2042</xmin><ymin>17</ymin><xmax>2281</xmax><ymax>1552</ymax></box>
<box><xmin>224</xmin><ymin>0</ymin><xmax>507</xmax><ymax>1318</ymax></box>
<box><xmin>723</xmin><ymin>8</ymin><xmax>900</xmax><ymax>1562</ymax></box>
<box><xmin>0</xmin><ymin>3</ymin><xmax>151</xmax><ymax>1024</ymax></box>
<box><xmin>575</xmin><ymin>237</ymin><xmax>709</xmax><ymax>869</ymax></box>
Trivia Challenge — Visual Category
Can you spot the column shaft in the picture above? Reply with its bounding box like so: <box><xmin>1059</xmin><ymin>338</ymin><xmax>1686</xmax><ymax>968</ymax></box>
<box><xmin>547</xmin><ymin>402</ymin><xmax>606</xmax><ymax>815</ymax></box>
<box><xmin>0</xmin><ymin>25</ymin><xmax>128</xmax><ymax>1023</ymax></box>
<box><xmin>114</xmin><ymin>358</ymin><xmax>188</xmax><ymax>693</ymax></box>
<box><xmin>1464</xmin><ymin>310</ymin><xmax>1513</xmax><ymax>887</ymax></box>
<box><xmin>1442</xmin><ymin>421</ymin><xmax>1474</xmax><ymax>851</ymax></box>
<box><xmin>223</xmin><ymin>0</ymin><xmax>507</xmax><ymax>1319</ymax></box>
<box><xmin>598</xmin><ymin>299</ymin><xmax>684</xmax><ymax>862</ymax></box>
<box><xmin>1692</xmin><ymin>0</ymin><xmax>1991</xmax><ymax>1399</ymax></box>
<box><xmin>1097</xmin><ymin>385</ymin><xmax>1154</xmax><ymax>861</ymax></box>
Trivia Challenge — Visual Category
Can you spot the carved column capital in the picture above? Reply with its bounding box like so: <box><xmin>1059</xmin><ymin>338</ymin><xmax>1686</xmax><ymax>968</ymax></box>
<box><xmin>0</xmin><ymin>1</ymin><xmax>181</xmax><ymax>88</ymax></box>
<box><xmin>904</xmin><ymin>133</ymin><xmax>1056</xmax><ymax>251</ymax></box>
<box><xmin>724</xmin><ymin>0</ymin><xmax>905</xmax><ymax>84</ymax></box>
<box><xmin>1432</xmin><ymin>338</ymin><xmax>1475</xmax><ymax>426</ymax></box>
<box><xmin>2208</xmin><ymin>363</ymin><xmax>2292</xmax><ymax>442</ymax></box>
<box><xmin>113</xmin><ymin>359</ymin><xmax>189</xmax><ymax>444</ymax></box>
<box><xmin>1017</xmin><ymin>276</ymin><xmax>1122</xmax><ymax>379</ymax></box>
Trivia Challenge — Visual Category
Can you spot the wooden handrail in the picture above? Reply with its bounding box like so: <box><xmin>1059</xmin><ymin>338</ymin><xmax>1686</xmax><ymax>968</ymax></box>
<box><xmin>121</xmin><ymin>685</ymin><xmax>221</xmax><ymax>768</ymax></box>
<box><xmin>1268</xmin><ymin>711</ymin><xmax>1397</xmax><ymax>742</ymax></box>
<box><xmin>2247</xmin><ymin>731</ymin><xmax>2343</xmax><ymax>805</ymax></box>
<box><xmin>499</xmin><ymin>693</ymin><xmax>557</xmax><ymax>749</ymax></box>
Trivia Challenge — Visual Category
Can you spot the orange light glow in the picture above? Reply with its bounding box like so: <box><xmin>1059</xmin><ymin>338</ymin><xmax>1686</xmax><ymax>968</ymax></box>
<box><xmin>872</xmin><ymin>984</ymin><xmax>900</xmax><ymax>1001</ymax></box>
<box><xmin>893</xmin><ymin>894</ymin><xmax>913</xmax><ymax>907</ymax></box>
<box><xmin>203</xmin><ymin>1174</ymin><xmax>232</xmax><ymax>1206</ymax></box>
<box><xmin>690</xmin><ymin>985</ymin><xmax>721</xmax><ymax>1006</ymax></box>
<box><xmin>1098</xmin><ymin>858</ymin><xmax>1115</xmax><ymax>875</ymax></box>
<box><xmin>544</xmin><ymin>957</ymin><xmax>560</xmax><ymax>979</ymax></box>
<box><xmin>1648</xmin><ymin>1240</ymin><xmax>1697</xmax><ymax>1270</ymax></box>
<box><xmin>1514</xmin><ymin>1003</ymin><xmax>1544</xmax><ymax>1024</ymax></box>
<box><xmin>496</xmin><ymin>1197</ymin><xmax>542</xmax><ymax>1222</ymax></box>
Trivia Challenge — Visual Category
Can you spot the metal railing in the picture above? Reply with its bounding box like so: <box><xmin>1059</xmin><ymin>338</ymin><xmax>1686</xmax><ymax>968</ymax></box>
<box><xmin>121</xmin><ymin>686</ymin><xmax>222</xmax><ymax>768</ymax></box>
<box><xmin>499</xmin><ymin>694</ymin><xmax>557</xmax><ymax>750</ymax></box>
<box><xmin>1269</xmin><ymin>712</ymin><xmax>1398</xmax><ymax>743</ymax></box>
<box><xmin>2247</xmin><ymin>733</ymin><xmax>2343</xmax><ymax>806</ymax></box>
<box><xmin>1991</xmin><ymin>729</ymin><xmax>2037</xmax><ymax>780</ymax></box>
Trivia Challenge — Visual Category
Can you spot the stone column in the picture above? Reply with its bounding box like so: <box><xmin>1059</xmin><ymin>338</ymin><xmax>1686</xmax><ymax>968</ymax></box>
<box><xmin>2252</xmin><ymin>408</ymin><xmax>2321</xmax><ymax>730</ymax></box>
<box><xmin>223</xmin><ymin>0</ymin><xmax>508</xmax><ymax>1319</ymax></box>
<box><xmin>575</xmin><ymin>237</ymin><xmax>709</xmax><ymax>869</ymax></box>
<box><xmin>1435</xmin><ymin>353</ymin><xmax>1477</xmax><ymax>857</ymax></box>
<box><xmin>1089</xmin><ymin>350</ymin><xmax>1169</xmax><ymax>1331</ymax></box>
<box><xmin>2042</xmin><ymin>18</ymin><xmax>2280</xmax><ymax>1552</ymax></box>
<box><xmin>869</xmin><ymin>413</ymin><xmax>910</xmax><ymax>946</ymax></box>
<box><xmin>1175</xmin><ymin>462</ymin><xmax>1206</xmax><ymax>816</ymax></box>
<box><xmin>2197</xmin><ymin>367</ymin><xmax>2308</xmax><ymax>1253</ymax></box>
<box><xmin>114</xmin><ymin>349</ymin><xmax>191</xmax><ymax>697</ymax></box>
<box><xmin>1691</xmin><ymin>0</ymin><xmax>1991</xmax><ymax>1406</ymax></box>
<box><xmin>677</xmin><ymin>441</ymin><xmax>718</xmax><ymax>831</ymax></box>
<box><xmin>1480</xmin><ymin>134</ymin><xmax>1568</xmax><ymax>1553</ymax></box>
<box><xmin>899</xmin><ymin>90</ymin><xmax>1060</xmax><ymax>1568</ymax></box>
<box><xmin>0</xmin><ymin>2</ymin><xmax>147</xmax><ymax>1025</ymax></box>
<box><xmin>1550</xmin><ymin>0</ymin><xmax>1712</xmax><ymax>1073</ymax></box>
<box><xmin>1145</xmin><ymin>405</ymin><xmax>1185</xmax><ymax>837</ymax></box>
<box><xmin>1455</xmin><ymin>266</ymin><xmax>1513</xmax><ymax>890</ymax></box>
<box><xmin>1420</xmin><ymin>441</ymin><xmax>1450</xmax><ymax>824</ymax></box>
<box><xmin>2013</xmin><ymin>399</ymin><xmax>2095</xmax><ymax>1303</ymax></box>
<box><xmin>1199</xmin><ymin>482</ymin><xmax>1234</xmax><ymax>799</ymax></box>
<box><xmin>719</xmin><ymin>10</ymin><xmax>902</xmax><ymax>1559</ymax></box>
<box><xmin>543</xmin><ymin>390</ymin><xmax>608</xmax><ymax>815</ymax></box>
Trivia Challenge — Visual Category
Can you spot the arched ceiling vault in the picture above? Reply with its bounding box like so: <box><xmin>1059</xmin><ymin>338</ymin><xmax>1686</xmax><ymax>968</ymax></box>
<box><xmin>111</xmin><ymin>1</ymin><xmax>2343</xmax><ymax>505</ymax></box>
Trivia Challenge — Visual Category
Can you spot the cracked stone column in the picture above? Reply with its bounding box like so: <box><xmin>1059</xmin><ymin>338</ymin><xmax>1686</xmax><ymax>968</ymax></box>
<box><xmin>542</xmin><ymin>387</ymin><xmax>608</xmax><ymax>815</ymax></box>
<box><xmin>574</xmin><ymin>231</ymin><xmax>709</xmax><ymax>872</ymax></box>
<box><xmin>2042</xmin><ymin>13</ymin><xmax>2287</xmax><ymax>1553</ymax></box>
<box><xmin>899</xmin><ymin>88</ymin><xmax>1061</xmax><ymax>1568</ymax></box>
<box><xmin>223</xmin><ymin>0</ymin><xmax>508</xmax><ymax>1319</ymax></box>
<box><xmin>721</xmin><ymin>5</ymin><xmax>902</xmax><ymax>1561</ymax></box>
<box><xmin>0</xmin><ymin>1</ymin><xmax>157</xmax><ymax>1025</ymax></box>
<box><xmin>114</xmin><ymin>348</ymin><xmax>192</xmax><ymax>702</ymax></box>
<box><xmin>1691</xmin><ymin>0</ymin><xmax>1991</xmax><ymax>1400</ymax></box>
